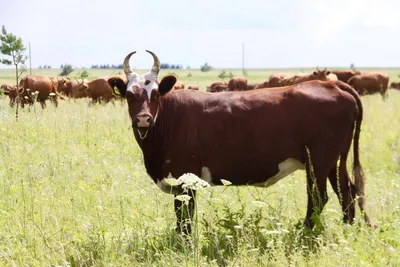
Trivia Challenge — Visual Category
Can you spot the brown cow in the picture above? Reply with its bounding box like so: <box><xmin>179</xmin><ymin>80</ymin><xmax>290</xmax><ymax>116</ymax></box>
<box><xmin>19</xmin><ymin>75</ymin><xmax>66</xmax><ymax>108</ymax></box>
<box><xmin>67</xmin><ymin>79</ymin><xmax>89</xmax><ymax>98</ymax></box>
<box><xmin>110</xmin><ymin>50</ymin><xmax>371</xmax><ymax>235</ymax></box>
<box><xmin>228</xmin><ymin>76</ymin><xmax>248</xmax><ymax>91</ymax></box>
<box><xmin>285</xmin><ymin>68</ymin><xmax>337</xmax><ymax>85</ymax></box>
<box><xmin>390</xmin><ymin>82</ymin><xmax>400</xmax><ymax>89</ymax></box>
<box><xmin>173</xmin><ymin>81</ymin><xmax>185</xmax><ymax>89</ymax></box>
<box><xmin>57</xmin><ymin>77</ymin><xmax>70</xmax><ymax>96</ymax></box>
<box><xmin>206</xmin><ymin>82</ymin><xmax>228</xmax><ymax>92</ymax></box>
<box><xmin>86</xmin><ymin>77</ymin><xmax>116</xmax><ymax>104</ymax></box>
<box><xmin>331</xmin><ymin>70</ymin><xmax>361</xmax><ymax>83</ymax></box>
<box><xmin>347</xmin><ymin>72</ymin><xmax>389</xmax><ymax>100</ymax></box>
<box><xmin>3</xmin><ymin>86</ymin><xmax>35</xmax><ymax>108</ymax></box>
<box><xmin>187</xmin><ymin>85</ymin><xmax>199</xmax><ymax>90</ymax></box>
<box><xmin>246</xmin><ymin>83</ymin><xmax>260</xmax><ymax>90</ymax></box>
<box><xmin>268</xmin><ymin>73</ymin><xmax>290</xmax><ymax>87</ymax></box>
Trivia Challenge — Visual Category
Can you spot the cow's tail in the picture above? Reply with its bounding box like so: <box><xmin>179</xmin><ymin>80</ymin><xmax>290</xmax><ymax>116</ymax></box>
<box><xmin>337</xmin><ymin>81</ymin><xmax>371</xmax><ymax>226</ymax></box>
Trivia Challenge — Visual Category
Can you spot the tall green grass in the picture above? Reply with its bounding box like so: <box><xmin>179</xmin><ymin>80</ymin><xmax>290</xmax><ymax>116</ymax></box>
<box><xmin>0</xmin><ymin>69</ymin><xmax>399</xmax><ymax>266</ymax></box>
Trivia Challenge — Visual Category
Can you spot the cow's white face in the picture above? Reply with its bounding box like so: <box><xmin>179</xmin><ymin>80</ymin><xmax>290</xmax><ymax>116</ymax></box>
<box><xmin>126</xmin><ymin>71</ymin><xmax>158</xmax><ymax>102</ymax></box>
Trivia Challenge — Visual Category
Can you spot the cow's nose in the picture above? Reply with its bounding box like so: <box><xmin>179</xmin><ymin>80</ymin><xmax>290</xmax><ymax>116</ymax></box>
<box><xmin>136</xmin><ymin>114</ymin><xmax>153</xmax><ymax>127</ymax></box>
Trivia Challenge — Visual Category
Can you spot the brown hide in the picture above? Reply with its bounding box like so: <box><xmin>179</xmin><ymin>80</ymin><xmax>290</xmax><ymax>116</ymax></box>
<box><xmin>228</xmin><ymin>76</ymin><xmax>248</xmax><ymax>91</ymax></box>
<box><xmin>331</xmin><ymin>70</ymin><xmax>361</xmax><ymax>83</ymax></box>
<box><xmin>348</xmin><ymin>72</ymin><xmax>389</xmax><ymax>100</ymax></box>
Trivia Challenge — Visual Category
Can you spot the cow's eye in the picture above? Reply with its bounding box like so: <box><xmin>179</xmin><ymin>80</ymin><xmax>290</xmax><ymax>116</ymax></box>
<box><xmin>145</xmin><ymin>80</ymin><xmax>151</xmax><ymax>85</ymax></box>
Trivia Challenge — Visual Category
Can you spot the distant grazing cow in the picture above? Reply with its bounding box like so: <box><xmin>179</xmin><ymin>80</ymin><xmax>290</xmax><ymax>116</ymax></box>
<box><xmin>228</xmin><ymin>76</ymin><xmax>248</xmax><ymax>91</ymax></box>
<box><xmin>68</xmin><ymin>79</ymin><xmax>89</xmax><ymax>98</ymax></box>
<box><xmin>4</xmin><ymin>86</ymin><xmax>35</xmax><ymax>108</ymax></box>
<box><xmin>187</xmin><ymin>85</ymin><xmax>199</xmax><ymax>90</ymax></box>
<box><xmin>268</xmin><ymin>73</ymin><xmax>290</xmax><ymax>87</ymax></box>
<box><xmin>206</xmin><ymin>82</ymin><xmax>228</xmax><ymax>92</ymax></box>
<box><xmin>390</xmin><ymin>82</ymin><xmax>400</xmax><ymax>89</ymax></box>
<box><xmin>246</xmin><ymin>83</ymin><xmax>260</xmax><ymax>90</ymax></box>
<box><xmin>109</xmin><ymin>50</ymin><xmax>372</xmax><ymax>235</ymax></box>
<box><xmin>18</xmin><ymin>75</ymin><xmax>66</xmax><ymax>108</ymax></box>
<box><xmin>173</xmin><ymin>81</ymin><xmax>185</xmax><ymax>90</ymax></box>
<box><xmin>348</xmin><ymin>72</ymin><xmax>389</xmax><ymax>100</ymax></box>
<box><xmin>285</xmin><ymin>68</ymin><xmax>338</xmax><ymax>85</ymax></box>
<box><xmin>331</xmin><ymin>70</ymin><xmax>361</xmax><ymax>83</ymax></box>
<box><xmin>87</xmin><ymin>77</ymin><xmax>116</xmax><ymax>104</ymax></box>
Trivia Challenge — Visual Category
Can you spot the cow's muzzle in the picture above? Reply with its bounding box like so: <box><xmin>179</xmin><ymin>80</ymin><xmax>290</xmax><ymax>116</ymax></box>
<box><xmin>133</xmin><ymin>114</ymin><xmax>154</xmax><ymax>139</ymax></box>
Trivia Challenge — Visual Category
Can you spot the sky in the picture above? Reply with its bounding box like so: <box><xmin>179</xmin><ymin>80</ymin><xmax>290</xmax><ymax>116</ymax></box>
<box><xmin>1</xmin><ymin>0</ymin><xmax>399</xmax><ymax>69</ymax></box>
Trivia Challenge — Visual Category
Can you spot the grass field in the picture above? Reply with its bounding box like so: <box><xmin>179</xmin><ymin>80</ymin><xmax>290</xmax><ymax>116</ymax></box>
<box><xmin>0</xmin><ymin>68</ymin><xmax>399</xmax><ymax>266</ymax></box>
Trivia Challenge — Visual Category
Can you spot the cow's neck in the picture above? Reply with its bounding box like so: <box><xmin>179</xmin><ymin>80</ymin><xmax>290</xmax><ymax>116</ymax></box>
<box><xmin>134</xmin><ymin>99</ymin><xmax>173</xmax><ymax>182</ymax></box>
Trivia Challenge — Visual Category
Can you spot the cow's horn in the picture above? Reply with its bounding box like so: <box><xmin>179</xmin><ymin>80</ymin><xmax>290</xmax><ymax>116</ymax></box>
<box><xmin>316</xmin><ymin>66</ymin><xmax>320</xmax><ymax>71</ymax></box>
<box><xmin>123</xmin><ymin>51</ymin><xmax>136</xmax><ymax>77</ymax></box>
<box><xmin>146</xmin><ymin>50</ymin><xmax>160</xmax><ymax>75</ymax></box>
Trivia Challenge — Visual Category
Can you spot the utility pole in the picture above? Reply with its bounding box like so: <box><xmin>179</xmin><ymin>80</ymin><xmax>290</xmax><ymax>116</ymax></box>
<box><xmin>29</xmin><ymin>42</ymin><xmax>32</xmax><ymax>75</ymax></box>
<box><xmin>242</xmin><ymin>43</ymin><xmax>245</xmax><ymax>75</ymax></box>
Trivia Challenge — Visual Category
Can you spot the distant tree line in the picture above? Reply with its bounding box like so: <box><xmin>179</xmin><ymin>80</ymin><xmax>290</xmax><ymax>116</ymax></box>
<box><xmin>160</xmin><ymin>63</ymin><xmax>183</xmax><ymax>69</ymax></box>
<box><xmin>91</xmin><ymin>64</ymin><xmax>124</xmax><ymax>69</ymax></box>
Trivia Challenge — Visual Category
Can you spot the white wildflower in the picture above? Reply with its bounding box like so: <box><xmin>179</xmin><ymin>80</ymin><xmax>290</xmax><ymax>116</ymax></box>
<box><xmin>234</xmin><ymin>225</ymin><xmax>242</xmax><ymax>230</ymax></box>
<box><xmin>220</xmin><ymin>179</ymin><xmax>232</xmax><ymax>186</ymax></box>
<box><xmin>252</xmin><ymin>200</ymin><xmax>267</xmax><ymax>208</ymax></box>
<box><xmin>164</xmin><ymin>177</ymin><xmax>179</xmax><ymax>186</ymax></box>
<box><xmin>262</xmin><ymin>230</ymin><xmax>282</xmax><ymax>235</ymax></box>
<box><xmin>177</xmin><ymin>173</ymin><xmax>210</xmax><ymax>191</ymax></box>
<box><xmin>226</xmin><ymin>235</ymin><xmax>233</xmax><ymax>239</ymax></box>
<box><xmin>175</xmin><ymin>194</ymin><xmax>192</xmax><ymax>205</ymax></box>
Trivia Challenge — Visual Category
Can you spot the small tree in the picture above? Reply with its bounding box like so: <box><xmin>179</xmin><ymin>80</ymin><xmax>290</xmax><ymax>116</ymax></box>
<box><xmin>200</xmin><ymin>62</ymin><xmax>212</xmax><ymax>72</ymax></box>
<box><xmin>0</xmin><ymin>26</ymin><xmax>27</xmax><ymax>87</ymax></box>
<box><xmin>76</xmin><ymin>70</ymin><xmax>89</xmax><ymax>79</ymax></box>
<box><xmin>0</xmin><ymin>25</ymin><xmax>28</xmax><ymax>119</ymax></box>
<box><xmin>60</xmin><ymin>64</ymin><xmax>74</xmax><ymax>76</ymax></box>
<box><xmin>218</xmin><ymin>70</ymin><xmax>228</xmax><ymax>80</ymax></box>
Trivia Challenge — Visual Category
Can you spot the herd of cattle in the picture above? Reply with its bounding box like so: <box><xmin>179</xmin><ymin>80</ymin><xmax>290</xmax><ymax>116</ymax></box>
<box><xmin>207</xmin><ymin>68</ymin><xmax>395</xmax><ymax>101</ymax></box>
<box><xmin>0</xmin><ymin>68</ymin><xmax>398</xmax><ymax>109</ymax></box>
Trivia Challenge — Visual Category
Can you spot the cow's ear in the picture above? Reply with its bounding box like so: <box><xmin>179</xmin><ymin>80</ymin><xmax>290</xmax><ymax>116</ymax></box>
<box><xmin>158</xmin><ymin>75</ymin><xmax>177</xmax><ymax>96</ymax></box>
<box><xmin>108</xmin><ymin>77</ymin><xmax>127</xmax><ymax>97</ymax></box>
<box><xmin>3</xmin><ymin>90</ymin><xmax>9</xmax><ymax>95</ymax></box>
<box><xmin>326</xmin><ymin>71</ymin><xmax>331</xmax><ymax>75</ymax></box>
<box><xmin>313</xmin><ymin>71</ymin><xmax>318</xmax><ymax>75</ymax></box>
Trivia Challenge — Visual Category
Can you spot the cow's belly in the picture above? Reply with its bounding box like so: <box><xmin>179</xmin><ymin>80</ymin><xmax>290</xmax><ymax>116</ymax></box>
<box><xmin>249</xmin><ymin>158</ymin><xmax>305</xmax><ymax>187</ymax></box>
<box><xmin>156</xmin><ymin>158</ymin><xmax>305</xmax><ymax>194</ymax></box>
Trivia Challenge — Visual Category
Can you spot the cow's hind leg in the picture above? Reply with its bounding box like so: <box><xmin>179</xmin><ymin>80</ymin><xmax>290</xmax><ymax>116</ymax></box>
<box><xmin>174</xmin><ymin>190</ymin><xmax>196</xmax><ymax>235</ymax></box>
<box><xmin>303</xmin><ymin>147</ymin><xmax>332</xmax><ymax>229</ymax></box>
<box><xmin>328</xmin><ymin>160</ymin><xmax>356</xmax><ymax>224</ymax></box>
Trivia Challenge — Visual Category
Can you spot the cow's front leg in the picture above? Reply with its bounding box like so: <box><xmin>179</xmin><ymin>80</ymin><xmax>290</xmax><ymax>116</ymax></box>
<box><xmin>174</xmin><ymin>190</ymin><xmax>196</xmax><ymax>235</ymax></box>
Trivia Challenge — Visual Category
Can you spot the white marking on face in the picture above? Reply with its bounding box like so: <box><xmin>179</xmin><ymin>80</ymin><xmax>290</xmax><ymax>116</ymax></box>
<box><xmin>252</xmin><ymin>158</ymin><xmax>305</xmax><ymax>188</ymax></box>
<box><xmin>126</xmin><ymin>71</ymin><xmax>158</xmax><ymax>102</ymax></box>
<box><xmin>201</xmin><ymin>167</ymin><xmax>214</xmax><ymax>185</ymax></box>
